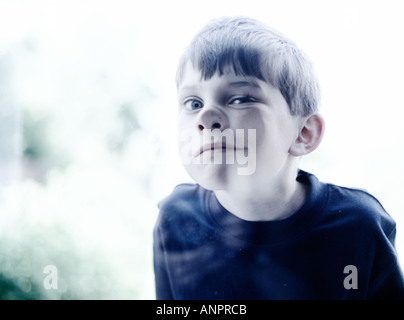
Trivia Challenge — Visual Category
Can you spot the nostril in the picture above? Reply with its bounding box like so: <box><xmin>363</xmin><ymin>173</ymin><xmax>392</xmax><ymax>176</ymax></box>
<box><xmin>212</xmin><ymin>123</ymin><xmax>221</xmax><ymax>129</ymax></box>
<box><xmin>198</xmin><ymin>124</ymin><xmax>204</xmax><ymax>131</ymax></box>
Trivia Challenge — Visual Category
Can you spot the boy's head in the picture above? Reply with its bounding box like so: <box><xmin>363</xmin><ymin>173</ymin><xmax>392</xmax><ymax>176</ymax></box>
<box><xmin>176</xmin><ymin>16</ymin><xmax>324</xmax><ymax>192</ymax></box>
<box><xmin>176</xmin><ymin>16</ymin><xmax>320</xmax><ymax>117</ymax></box>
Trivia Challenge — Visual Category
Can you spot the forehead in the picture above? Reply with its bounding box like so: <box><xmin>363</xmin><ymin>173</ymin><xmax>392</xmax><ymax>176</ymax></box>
<box><xmin>177</xmin><ymin>61</ymin><xmax>262</xmax><ymax>92</ymax></box>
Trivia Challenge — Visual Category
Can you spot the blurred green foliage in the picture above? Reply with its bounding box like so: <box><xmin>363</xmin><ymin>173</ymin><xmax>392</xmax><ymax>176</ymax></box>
<box><xmin>1</xmin><ymin>104</ymin><xmax>157</xmax><ymax>299</ymax></box>
<box><xmin>22</xmin><ymin>110</ymin><xmax>71</xmax><ymax>183</ymax></box>
<box><xmin>0</xmin><ymin>33</ymin><xmax>159</xmax><ymax>299</ymax></box>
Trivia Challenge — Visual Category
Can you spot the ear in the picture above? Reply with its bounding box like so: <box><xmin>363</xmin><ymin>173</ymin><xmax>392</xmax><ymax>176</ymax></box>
<box><xmin>289</xmin><ymin>113</ymin><xmax>325</xmax><ymax>157</ymax></box>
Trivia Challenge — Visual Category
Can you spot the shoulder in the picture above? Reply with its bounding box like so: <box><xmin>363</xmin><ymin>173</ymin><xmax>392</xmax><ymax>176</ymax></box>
<box><xmin>299</xmin><ymin>170</ymin><xmax>395</xmax><ymax>237</ymax></box>
<box><xmin>324</xmin><ymin>180</ymin><xmax>396</xmax><ymax>237</ymax></box>
<box><xmin>158</xmin><ymin>183</ymin><xmax>206</xmax><ymax>214</ymax></box>
<box><xmin>155</xmin><ymin>183</ymin><xmax>210</xmax><ymax>230</ymax></box>
<box><xmin>154</xmin><ymin>183</ymin><xmax>217</xmax><ymax>248</ymax></box>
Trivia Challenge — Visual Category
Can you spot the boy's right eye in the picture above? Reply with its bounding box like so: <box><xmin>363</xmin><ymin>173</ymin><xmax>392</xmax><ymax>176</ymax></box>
<box><xmin>184</xmin><ymin>99</ymin><xmax>204</xmax><ymax>110</ymax></box>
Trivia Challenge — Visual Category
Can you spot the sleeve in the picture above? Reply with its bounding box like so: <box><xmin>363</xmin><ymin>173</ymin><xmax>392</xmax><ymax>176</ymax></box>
<box><xmin>153</xmin><ymin>223</ymin><xmax>174</xmax><ymax>300</ymax></box>
<box><xmin>368</xmin><ymin>227</ymin><xmax>404</xmax><ymax>299</ymax></box>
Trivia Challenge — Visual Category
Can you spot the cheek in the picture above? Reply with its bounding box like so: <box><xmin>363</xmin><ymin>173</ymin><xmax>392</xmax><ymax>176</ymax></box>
<box><xmin>233</xmin><ymin>109</ymin><xmax>267</xmax><ymax>145</ymax></box>
<box><xmin>238</xmin><ymin>110</ymin><xmax>291</xmax><ymax>164</ymax></box>
<box><xmin>177</xmin><ymin>122</ymin><xmax>201</xmax><ymax>164</ymax></box>
<box><xmin>177</xmin><ymin>114</ymin><xmax>192</xmax><ymax>142</ymax></box>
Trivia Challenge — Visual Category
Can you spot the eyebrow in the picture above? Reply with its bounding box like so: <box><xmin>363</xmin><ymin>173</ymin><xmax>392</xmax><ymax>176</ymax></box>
<box><xmin>179</xmin><ymin>80</ymin><xmax>261</xmax><ymax>92</ymax></box>
<box><xmin>228</xmin><ymin>80</ymin><xmax>261</xmax><ymax>89</ymax></box>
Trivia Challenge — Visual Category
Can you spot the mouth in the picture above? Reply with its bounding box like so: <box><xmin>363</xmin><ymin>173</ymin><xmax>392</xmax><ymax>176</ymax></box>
<box><xmin>197</xmin><ymin>142</ymin><xmax>245</xmax><ymax>157</ymax></box>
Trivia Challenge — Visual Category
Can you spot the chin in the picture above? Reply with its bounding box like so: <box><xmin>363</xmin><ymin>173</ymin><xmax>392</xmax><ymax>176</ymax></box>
<box><xmin>183</xmin><ymin>164</ymin><xmax>234</xmax><ymax>191</ymax></box>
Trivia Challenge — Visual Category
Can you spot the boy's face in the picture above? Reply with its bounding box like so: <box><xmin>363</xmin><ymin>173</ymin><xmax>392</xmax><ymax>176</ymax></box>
<box><xmin>177</xmin><ymin>61</ymin><xmax>303</xmax><ymax>191</ymax></box>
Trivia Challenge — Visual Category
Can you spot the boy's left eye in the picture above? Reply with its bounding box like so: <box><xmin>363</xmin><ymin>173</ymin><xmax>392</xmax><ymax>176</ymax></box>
<box><xmin>229</xmin><ymin>96</ymin><xmax>256</xmax><ymax>105</ymax></box>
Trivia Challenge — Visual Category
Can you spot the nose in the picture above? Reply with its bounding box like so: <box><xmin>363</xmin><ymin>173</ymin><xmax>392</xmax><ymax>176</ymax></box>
<box><xmin>197</xmin><ymin>105</ymin><xmax>228</xmax><ymax>132</ymax></box>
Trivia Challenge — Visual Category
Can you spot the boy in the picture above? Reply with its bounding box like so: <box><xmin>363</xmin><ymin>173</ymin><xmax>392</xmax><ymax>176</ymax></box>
<box><xmin>153</xmin><ymin>16</ymin><xmax>404</xmax><ymax>299</ymax></box>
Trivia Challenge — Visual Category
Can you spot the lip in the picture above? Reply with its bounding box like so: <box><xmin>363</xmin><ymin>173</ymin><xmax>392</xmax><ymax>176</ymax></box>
<box><xmin>196</xmin><ymin>142</ymin><xmax>244</xmax><ymax>157</ymax></box>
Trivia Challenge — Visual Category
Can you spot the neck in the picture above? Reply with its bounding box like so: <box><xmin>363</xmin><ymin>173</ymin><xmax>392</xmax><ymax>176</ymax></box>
<box><xmin>214</xmin><ymin>169</ymin><xmax>308</xmax><ymax>222</ymax></box>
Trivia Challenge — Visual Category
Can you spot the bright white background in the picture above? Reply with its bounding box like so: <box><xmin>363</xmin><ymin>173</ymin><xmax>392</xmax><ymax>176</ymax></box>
<box><xmin>0</xmin><ymin>0</ymin><xmax>403</xmax><ymax>299</ymax></box>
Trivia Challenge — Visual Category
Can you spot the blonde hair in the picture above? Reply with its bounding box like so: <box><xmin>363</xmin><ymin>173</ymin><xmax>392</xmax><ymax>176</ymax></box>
<box><xmin>176</xmin><ymin>16</ymin><xmax>320</xmax><ymax>116</ymax></box>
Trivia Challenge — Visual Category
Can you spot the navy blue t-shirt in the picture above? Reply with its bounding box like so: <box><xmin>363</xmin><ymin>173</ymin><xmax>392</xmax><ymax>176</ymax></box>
<box><xmin>153</xmin><ymin>171</ymin><xmax>404</xmax><ymax>299</ymax></box>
